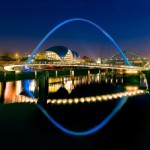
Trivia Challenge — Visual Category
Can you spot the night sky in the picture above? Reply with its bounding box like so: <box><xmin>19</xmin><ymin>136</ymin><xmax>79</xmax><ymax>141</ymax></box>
<box><xmin>0</xmin><ymin>0</ymin><xmax>150</xmax><ymax>59</ymax></box>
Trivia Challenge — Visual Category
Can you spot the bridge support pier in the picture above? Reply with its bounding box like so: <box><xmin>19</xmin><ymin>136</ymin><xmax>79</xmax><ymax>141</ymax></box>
<box><xmin>55</xmin><ymin>70</ymin><xmax>58</xmax><ymax>77</ymax></box>
<box><xmin>98</xmin><ymin>69</ymin><xmax>101</xmax><ymax>77</ymax></box>
<box><xmin>88</xmin><ymin>70</ymin><xmax>90</xmax><ymax>76</ymax></box>
<box><xmin>38</xmin><ymin>71</ymin><xmax>49</xmax><ymax>103</ymax></box>
<box><xmin>70</xmin><ymin>70</ymin><xmax>74</xmax><ymax>78</ymax></box>
<box><xmin>35</xmin><ymin>71</ymin><xmax>37</xmax><ymax>79</ymax></box>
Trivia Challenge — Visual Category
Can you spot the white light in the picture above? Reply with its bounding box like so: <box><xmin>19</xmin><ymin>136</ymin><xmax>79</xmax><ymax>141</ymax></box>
<box><xmin>85</xmin><ymin>97</ymin><xmax>91</xmax><ymax>102</ymax></box>
<box><xmin>62</xmin><ymin>99</ymin><xmax>67</xmax><ymax>104</ymax></box>
<box><xmin>68</xmin><ymin>99</ymin><xmax>73</xmax><ymax>104</ymax></box>
<box><xmin>107</xmin><ymin>95</ymin><xmax>112</xmax><ymax>99</ymax></box>
<box><xmin>102</xmin><ymin>95</ymin><xmax>108</xmax><ymax>100</ymax></box>
<box><xmin>91</xmin><ymin>97</ymin><xmax>96</xmax><ymax>102</ymax></box>
<box><xmin>96</xmin><ymin>96</ymin><xmax>102</xmax><ymax>101</ymax></box>
<box><xmin>47</xmin><ymin>99</ymin><xmax>51</xmax><ymax>104</ymax></box>
<box><xmin>80</xmin><ymin>97</ymin><xmax>85</xmax><ymax>103</ymax></box>
<box><xmin>57</xmin><ymin>99</ymin><xmax>62</xmax><ymax>104</ymax></box>
<box><xmin>51</xmin><ymin>99</ymin><xmax>56</xmax><ymax>104</ymax></box>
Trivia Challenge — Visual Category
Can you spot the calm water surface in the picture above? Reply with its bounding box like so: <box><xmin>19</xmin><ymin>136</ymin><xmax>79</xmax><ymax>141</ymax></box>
<box><xmin>0</xmin><ymin>73</ymin><xmax>148</xmax><ymax>104</ymax></box>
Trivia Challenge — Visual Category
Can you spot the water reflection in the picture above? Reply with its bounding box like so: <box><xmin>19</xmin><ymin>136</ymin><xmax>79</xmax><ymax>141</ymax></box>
<box><xmin>48</xmin><ymin>75</ymin><xmax>124</xmax><ymax>95</ymax></box>
<box><xmin>0</xmin><ymin>72</ymin><xmax>148</xmax><ymax>104</ymax></box>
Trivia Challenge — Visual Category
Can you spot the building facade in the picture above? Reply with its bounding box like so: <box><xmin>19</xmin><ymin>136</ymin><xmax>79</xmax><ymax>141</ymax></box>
<box><xmin>43</xmin><ymin>46</ymin><xmax>79</xmax><ymax>63</ymax></box>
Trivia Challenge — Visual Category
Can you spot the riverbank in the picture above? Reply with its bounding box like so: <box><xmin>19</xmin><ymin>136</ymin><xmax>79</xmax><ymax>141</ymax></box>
<box><xmin>0</xmin><ymin>94</ymin><xmax>150</xmax><ymax>150</ymax></box>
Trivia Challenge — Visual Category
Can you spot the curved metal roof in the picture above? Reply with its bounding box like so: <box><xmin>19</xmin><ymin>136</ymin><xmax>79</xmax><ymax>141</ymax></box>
<box><xmin>72</xmin><ymin>51</ymin><xmax>79</xmax><ymax>58</ymax></box>
<box><xmin>45</xmin><ymin>46</ymin><xmax>79</xmax><ymax>58</ymax></box>
<box><xmin>45</xmin><ymin>46</ymin><xmax>68</xmax><ymax>58</ymax></box>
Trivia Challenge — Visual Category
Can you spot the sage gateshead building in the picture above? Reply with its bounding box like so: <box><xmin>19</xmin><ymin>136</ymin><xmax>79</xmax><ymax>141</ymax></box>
<box><xmin>42</xmin><ymin>46</ymin><xmax>80</xmax><ymax>63</ymax></box>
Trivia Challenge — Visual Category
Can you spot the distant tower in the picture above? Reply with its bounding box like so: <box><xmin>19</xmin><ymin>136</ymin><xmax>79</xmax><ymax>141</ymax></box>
<box><xmin>96</xmin><ymin>57</ymin><xmax>102</xmax><ymax>64</ymax></box>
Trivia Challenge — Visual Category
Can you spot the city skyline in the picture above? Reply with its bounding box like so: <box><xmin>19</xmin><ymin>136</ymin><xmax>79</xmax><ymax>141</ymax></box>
<box><xmin>0</xmin><ymin>0</ymin><xmax>150</xmax><ymax>59</ymax></box>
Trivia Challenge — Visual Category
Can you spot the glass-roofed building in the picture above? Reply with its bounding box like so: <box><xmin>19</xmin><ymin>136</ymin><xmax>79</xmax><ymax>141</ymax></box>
<box><xmin>43</xmin><ymin>46</ymin><xmax>80</xmax><ymax>63</ymax></box>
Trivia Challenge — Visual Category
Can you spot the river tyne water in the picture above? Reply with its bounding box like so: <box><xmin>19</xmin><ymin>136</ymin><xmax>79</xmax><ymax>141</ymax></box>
<box><xmin>0</xmin><ymin>71</ymin><xmax>150</xmax><ymax>150</ymax></box>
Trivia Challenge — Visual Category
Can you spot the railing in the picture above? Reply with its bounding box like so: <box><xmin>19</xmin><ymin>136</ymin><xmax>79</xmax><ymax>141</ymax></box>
<box><xmin>4</xmin><ymin>63</ymin><xmax>149</xmax><ymax>72</ymax></box>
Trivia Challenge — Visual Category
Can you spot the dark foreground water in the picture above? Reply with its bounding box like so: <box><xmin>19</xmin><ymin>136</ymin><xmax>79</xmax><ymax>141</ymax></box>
<box><xmin>0</xmin><ymin>94</ymin><xmax>150</xmax><ymax>150</ymax></box>
<box><xmin>0</xmin><ymin>72</ymin><xmax>150</xmax><ymax>150</ymax></box>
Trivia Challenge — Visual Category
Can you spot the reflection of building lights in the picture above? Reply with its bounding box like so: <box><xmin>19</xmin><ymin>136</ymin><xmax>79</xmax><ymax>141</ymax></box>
<box><xmin>144</xmin><ymin>79</ymin><xmax>147</xmax><ymax>83</ymax></box>
<box><xmin>48</xmin><ymin>76</ymin><xmax>102</xmax><ymax>94</ymax></box>
<box><xmin>49</xmin><ymin>77</ymin><xmax>62</xmax><ymax>83</ymax></box>
<box><xmin>125</xmin><ymin>86</ymin><xmax>138</xmax><ymax>91</ymax></box>
<box><xmin>49</xmin><ymin>84</ymin><xmax>61</xmax><ymax>93</ymax></box>
<box><xmin>116</xmin><ymin>79</ymin><xmax>118</xmax><ymax>83</ymax></box>
<box><xmin>0</xmin><ymin>83</ymin><xmax>2</xmax><ymax>97</ymax></box>
<box><xmin>110</xmin><ymin>79</ymin><xmax>113</xmax><ymax>83</ymax></box>
<box><xmin>29</xmin><ymin>80</ymin><xmax>36</xmax><ymax>92</ymax></box>
<box><xmin>15</xmin><ymin>81</ymin><xmax>22</xmax><ymax>95</ymax></box>
<box><xmin>4</xmin><ymin>82</ymin><xmax>16</xmax><ymax>104</ymax></box>
<box><xmin>64</xmin><ymin>80</ymin><xmax>73</xmax><ymax>94</ymax></box>
<box><xmin>125</xmin><ymin>70</ymin><xmax>138</xmax><ymax>74</ymax></box>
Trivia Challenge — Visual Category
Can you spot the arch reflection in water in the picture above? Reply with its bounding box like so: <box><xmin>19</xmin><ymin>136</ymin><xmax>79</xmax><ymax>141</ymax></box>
<box><xmin>37</xmin><ymin>96</ymin><xmax>128</xmax><ymax>136</ymax></box>
<box><xmin>0</xmin><ymin>73</ymin><xmax>148</xmax><ymax>136</ymax></box>
<box><xmin>35</xmin><ymin>73</ymin><xmax>146</xmax><ymax>136</ymax></box>
<box><xmin>24</xmin><ymin>74</ymin><xmax>130</xmax><ymax>136</ymax></box>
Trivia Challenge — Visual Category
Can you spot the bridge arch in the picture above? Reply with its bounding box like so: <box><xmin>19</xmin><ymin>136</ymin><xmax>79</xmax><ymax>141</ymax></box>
<box><xmin>25</xmin><ymin>18</ymin><xmax>133</xmax><ymax>136</ymax></box>
<box><xmin>26</xmin><ymin>18</ymin><xmax>131</xmax><ymax>66</ymax></box>
<box><xmin>110</xmin><ymin>50</ymin><xmax>144</xmax><ymax>60</ymax></box>
<box><xmin>109</xmin><ymin>50</ymin><xmax>146</xmax><ymax>66</ymax></box>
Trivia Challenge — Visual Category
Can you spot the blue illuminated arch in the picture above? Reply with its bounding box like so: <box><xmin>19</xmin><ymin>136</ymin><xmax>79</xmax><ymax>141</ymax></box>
<box><xmin>26</xmin><ymin>18</ymin><xmax>131</xmax><ymax>66</ymax></box>
<box><xmin>25</xmin><ymin>18</ymin><xmax>132</xmax><ymax>136</ymax></box>
<box><xmin>37</xmin><ymin>96</ymin><xmax>128</xmax><ymax>136</ymax></box>
<box><xmin>23</xmin><ymin>80</ymin><xmax>35</xmax><ymax>98</ymax></box>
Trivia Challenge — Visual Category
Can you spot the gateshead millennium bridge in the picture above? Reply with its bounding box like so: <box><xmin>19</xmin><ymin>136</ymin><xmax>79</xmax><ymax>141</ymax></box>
<box><xmin>0</xmin><ymin>18</ymin><xmax>150</xmax><ymax>136</ymax></box>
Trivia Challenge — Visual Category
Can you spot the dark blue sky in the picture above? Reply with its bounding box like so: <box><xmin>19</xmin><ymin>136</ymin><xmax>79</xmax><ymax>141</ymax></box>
<box><xmin>0</xmin><ymin>0</ymin><xmax>150</xmax><ymax>58</ymax></box>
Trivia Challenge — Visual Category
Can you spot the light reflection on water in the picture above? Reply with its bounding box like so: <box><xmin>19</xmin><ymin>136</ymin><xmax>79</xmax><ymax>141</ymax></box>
<box><xmin>0</xmin><ymin>73</ymin><xmax>148</xmax><ymax>104</ymax></box>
